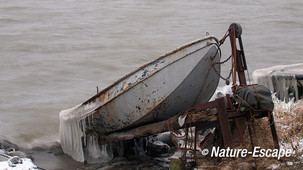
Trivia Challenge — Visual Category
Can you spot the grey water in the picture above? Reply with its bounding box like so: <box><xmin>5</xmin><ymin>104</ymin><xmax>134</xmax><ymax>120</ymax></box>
<box><xmin>1</xmin><ymin>0</ymin><xmax>303</xmax><ymax>169</ymax></box>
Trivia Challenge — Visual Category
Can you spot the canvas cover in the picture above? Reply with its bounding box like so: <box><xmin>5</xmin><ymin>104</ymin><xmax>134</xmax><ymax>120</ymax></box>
<box><xmin>235</xmin><ymin>85</ymin><xmax>274</xmax><ymax>111</ymax></box>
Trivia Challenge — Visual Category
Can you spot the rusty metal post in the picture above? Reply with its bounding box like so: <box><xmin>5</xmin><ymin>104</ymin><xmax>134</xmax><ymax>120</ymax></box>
<box><xmin>246</xmin><ymin>116</ymin><xmax>256</xmax><ymax>151</ymax></box>
<box><xmin>216</xmin><ymin>97</ymin><xmax>232</xmax><ymax>147</ymax></box>
<box><xmin>268</xmin><ymin>111</ymin><xmax>280</xmax><ymax>149</ymax></box>
<box><xmin>182</xmin><ymin>127</ymin><xmax>189</xmax><ymax>157</ymax></box>
<box><xmin>228</xmin><ymin>23</ymin><xmax>247</xmax><ymax>85</ymax></box>
<box><xmin>194</xmin><ymin>127</ymin><xmax>197</xmax><ymax>158</ymax></box>
<box><xmin>234</xmin><ymin>118</ymin><xmax>245</xmax><ymax>145</ymax></box>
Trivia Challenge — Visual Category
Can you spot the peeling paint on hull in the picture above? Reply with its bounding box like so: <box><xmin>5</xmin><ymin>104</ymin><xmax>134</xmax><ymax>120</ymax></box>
<box><xmin>82</xmin><ymin>36</ymin><xmax>220</xmax><ymax>134</ymax></box>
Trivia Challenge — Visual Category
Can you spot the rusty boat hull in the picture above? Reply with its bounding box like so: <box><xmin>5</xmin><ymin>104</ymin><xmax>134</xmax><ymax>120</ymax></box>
<box><xmin>62</xmin><ymin>36</ymin><xmax>220</xmax><ymax>136</ymax></box>
<box><xmin>59</xmin><ymin>36</ymin><xmax>221</xmax><ymax>161</ymax></box>
<box><xmin>77</xmin><ymin>36</ymin><xmax>220</xmax><ymax>134</ymax></box>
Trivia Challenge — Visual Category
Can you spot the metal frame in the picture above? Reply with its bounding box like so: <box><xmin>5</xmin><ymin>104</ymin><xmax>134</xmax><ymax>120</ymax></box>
<box><xmin>179</xmin><ymin>23</ymin><xmax>279</xmax><ymax>166</ymax></box>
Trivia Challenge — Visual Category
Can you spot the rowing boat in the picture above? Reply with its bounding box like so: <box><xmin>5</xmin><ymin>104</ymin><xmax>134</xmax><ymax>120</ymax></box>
<box><xmin>59</xmin><ymin>35</ymin><xmax>221</xmax><ymax>162</ymax></box>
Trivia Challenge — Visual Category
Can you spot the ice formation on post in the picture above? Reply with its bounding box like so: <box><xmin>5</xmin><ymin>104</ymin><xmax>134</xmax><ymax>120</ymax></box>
<box><xmin>252</xmin><ymin>63</ymin><xmax>303</xmax><ymax>101</ymax></box>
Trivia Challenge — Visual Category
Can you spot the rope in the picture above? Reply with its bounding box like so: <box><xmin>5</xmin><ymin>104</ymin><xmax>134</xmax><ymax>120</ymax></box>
<box><xmin>235</xmin><ymin>95</ymin><xmax>262</xmax><ymax>112</ymax></box>
<box><xmin>219</xmin><ymin>30</ymin><xmax>230</xmax><ymax>46</ymax></box>
<box><xmin>210</xmin><ymin>34</ymin><xmax>235</xmax><ymax>85</ymax></box>
<box><xmin>267</xmin><ymin>111</ymin><xmax>275</xmax><ymax>126</ymax></box>
<box><xmin>167</xmin><ymin>111</ymin><xmax>195</xmax><ymax>152</ymax></box>
<box><xmin>192</xmin><ymin>51</ymin><xmax>219</xmax><ymax>105</ymax></box>
<box><xmin>215</xmin><ymin>55</ymin><xmax>232</xmax><ymax>65</ymax></box>
<box><xmin>212</xmin><ymin>59</ymin><xmax>233</xmax><ymax>84</ymax></box>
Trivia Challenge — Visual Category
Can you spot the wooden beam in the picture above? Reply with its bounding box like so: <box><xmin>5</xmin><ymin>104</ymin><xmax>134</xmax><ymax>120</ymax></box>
<box><xmin>99</xmin><ymin>110</ymin><xmax>216</xmax><ymax>144</ymax></box>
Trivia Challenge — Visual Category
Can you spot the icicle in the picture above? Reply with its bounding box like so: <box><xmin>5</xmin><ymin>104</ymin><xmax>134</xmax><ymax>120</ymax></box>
<box><xmin>81</xmin><ymin>119</ymin><xmax>87</xmax><ymax>147</ymax></box>
<box><xmin>133</xmin><ymin>138</ymin><xmax>145</xmax><ymax>155</ymax></box>
<box><xmin>84</xmin><ymin>134</ymin><xmax>113</xmax><ymax>164</ymax></box>
<box><xmin>59</xmin><ymin>102</ymin><xmax>98</xmax><ymax>162</ymax></box>
<box><xmin>116</xmin><ymin>141</ymin><xmax>125</xmax><ymax>157</ymax></box>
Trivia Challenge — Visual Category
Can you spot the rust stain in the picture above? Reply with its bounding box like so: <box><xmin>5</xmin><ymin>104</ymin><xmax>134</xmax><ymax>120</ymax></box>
<box><xmin>180</xmin><ymin>48</ymin><xmax>187</xmax><ymax>56</ymax></box>
<box><xmin>98</xmin><ymin>94</ymin><xmax>105</xmax><ymax>102</ymax></box>
<box><xmin>97</xmin><ymin>92</ymin><xmax>110</xmax><ymax>103</ymax></box>
<box><xmin>206</xmin><ymin>40</ymin><xmax>212</xmax><ymax>46</ymax></box>
<box><xmin>135</xmin><ymin>105</ymin><xmax>143</xmax><ymax>117</ymax></box>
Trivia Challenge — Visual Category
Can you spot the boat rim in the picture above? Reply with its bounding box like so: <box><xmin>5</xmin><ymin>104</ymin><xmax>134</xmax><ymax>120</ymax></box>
<box><xmin>82</xmin><ymin>35</ymin><xmax>219</xmax><ymax>107</ymax></box>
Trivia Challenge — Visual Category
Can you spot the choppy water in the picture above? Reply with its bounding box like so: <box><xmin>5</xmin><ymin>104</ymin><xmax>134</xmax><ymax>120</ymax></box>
<box><xmin>1</xmin><ymin>0</ymin><xmax>303</xmax><ymax>168</ymax></box>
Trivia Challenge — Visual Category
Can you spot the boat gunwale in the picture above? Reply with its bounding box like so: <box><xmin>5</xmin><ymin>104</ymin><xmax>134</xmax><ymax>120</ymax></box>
<box><xmin>82</xmin><ymin>35</ymin><xmax>219</xmax><ymax>106</ymax></box>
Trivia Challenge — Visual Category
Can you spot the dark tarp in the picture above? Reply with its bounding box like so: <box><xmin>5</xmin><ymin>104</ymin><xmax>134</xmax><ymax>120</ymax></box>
<box><xmin>235</xmin><ymin>85</ymin><xmax>274</xmax><ymax>111</ymax></box>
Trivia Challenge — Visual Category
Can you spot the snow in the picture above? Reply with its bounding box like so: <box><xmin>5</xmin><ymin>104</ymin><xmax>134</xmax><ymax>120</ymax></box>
<box><xmin>211</xmin><ymin>84</ymin><xmax>233</xmax><ymax>100</ymax></box>
<box><xmin>0</xmin><ymin>158</ymin><xmax>37</xmax><ymax>169</ymax></box>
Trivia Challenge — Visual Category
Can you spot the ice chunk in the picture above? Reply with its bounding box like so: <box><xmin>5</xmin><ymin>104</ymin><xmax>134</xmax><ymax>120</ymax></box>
<box><xmin>84</xmin><ymin>134</ymin><xmax>113</xmax><ymax>164</ymax></box>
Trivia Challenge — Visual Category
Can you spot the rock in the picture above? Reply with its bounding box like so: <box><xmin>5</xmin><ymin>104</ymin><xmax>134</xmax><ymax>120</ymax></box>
<box><xmin>0</xmin><ymin>140</ymin><xmax>18</xmax><ymax>150</ymax></box>
<box><xmin>0</xmin><ymin>140</ymin><xmax>33</xmax><ymax>160</ymax></box>
<box><xmin>154</xmin><ymin>132</ymin><xmax>174</xmax><ymax>146</ymax></box>
<box><xmin>146</xmin><ymin>139</ymin><xmax>170</xmax><ymax>157</ymax></box>
<box><xmin>7</xmin><ymin>151</ymin><xmax>28</xmax><ymax>158</ymax></box>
